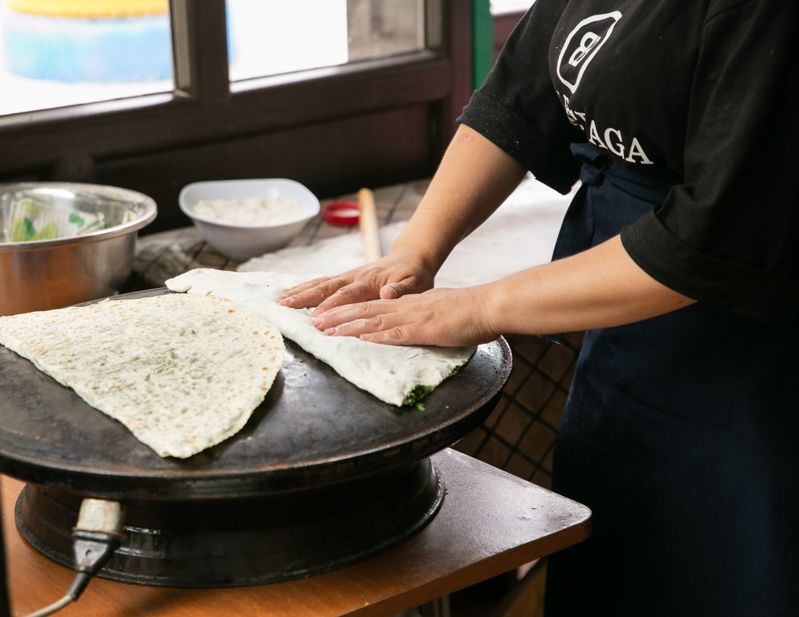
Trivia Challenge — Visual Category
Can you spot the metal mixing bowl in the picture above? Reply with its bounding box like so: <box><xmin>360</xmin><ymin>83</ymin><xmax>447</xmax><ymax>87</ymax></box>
<box><xmin>0</xmin><ymin>182</ymin><xmax>157</xmax><ymax>316</ymax></box>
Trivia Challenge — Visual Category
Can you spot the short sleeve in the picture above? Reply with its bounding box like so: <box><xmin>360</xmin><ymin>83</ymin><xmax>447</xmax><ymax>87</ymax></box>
<box><xmin>620</xmin><ymin>0</ymin><xmax>799</xmax><ymax>329</ymax></box>
<box><xmin>458</xmin><ymin>0</ymin><xmax>583</xmax><ymax>194</ymax></box>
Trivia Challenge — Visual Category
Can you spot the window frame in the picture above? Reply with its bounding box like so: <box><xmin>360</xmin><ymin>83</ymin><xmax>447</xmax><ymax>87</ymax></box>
<box><xmin>0</xmin><ymin>0</ymin><xmax>472</xmax><ymax>231</ymax></box>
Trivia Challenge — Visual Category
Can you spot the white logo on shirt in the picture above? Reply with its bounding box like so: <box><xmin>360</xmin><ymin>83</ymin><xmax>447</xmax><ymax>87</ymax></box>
<box><xmin>557</xmin><ymin>12</ymin><xmax>622</xmax><ymax>94</ymax></box>
<box><xmin>562</xmin><ymin>95</ymin><xmax>653</xmax><ymax>165</ymax></box>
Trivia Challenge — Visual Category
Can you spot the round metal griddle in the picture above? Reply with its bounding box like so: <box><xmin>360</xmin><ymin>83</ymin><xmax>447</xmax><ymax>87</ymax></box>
<box><xmin>0</xmin><ymin>289</ymin><xmax>511</xmax><ymax>587</ymax></box>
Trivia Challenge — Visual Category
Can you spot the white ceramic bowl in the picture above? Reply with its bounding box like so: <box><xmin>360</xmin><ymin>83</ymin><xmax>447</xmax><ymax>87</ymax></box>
<box><xmin>179</xmin><ymin>178</ymin><xmax>320</xmax><ymax>261</ymax></box>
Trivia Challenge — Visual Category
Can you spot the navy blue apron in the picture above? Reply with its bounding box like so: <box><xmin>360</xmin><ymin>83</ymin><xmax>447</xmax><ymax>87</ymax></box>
<box><xmin>543</xmin><ymin>144</ymin><xmax>799</xmax><ymax>616</ymax></box>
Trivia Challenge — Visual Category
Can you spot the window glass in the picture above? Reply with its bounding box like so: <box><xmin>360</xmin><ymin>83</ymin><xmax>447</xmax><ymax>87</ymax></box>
<box><xmin>347</xmin><ymin>0</ymin><xmax>425</xmax><ymax>63</ymax></box>
<box><xmin>489</xmin><ymin>0</ymin><xmax>534</xmax><ymax>14</ymax></box>
<box><xmin>0</xmin><ymin>0</ymin><xmax>173</xmax><ymax>117</ymax></box>
<box><xmin>228</xmin><ymin>0</ymin><xmax>424</xmax><ymax>83</ymax></box>
<box><xmin>227</xmin><ymin>0</ymin><xmax>347</xmax><ymax>82</ymax></box>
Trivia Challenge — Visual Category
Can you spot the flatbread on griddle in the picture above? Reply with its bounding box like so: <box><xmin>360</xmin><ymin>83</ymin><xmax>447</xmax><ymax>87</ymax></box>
<box><xmin>0</xmin><ymin>294</ymin><xmax>284</xmax><ymax>458</ymax></box>
<box><xmin>166</xmin><ymin>269</ymin><xmax>474</xmax><ymax>406</ymax></box>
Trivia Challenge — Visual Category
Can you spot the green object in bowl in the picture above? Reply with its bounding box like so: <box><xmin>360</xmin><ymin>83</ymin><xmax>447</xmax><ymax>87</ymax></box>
<box><xmin>4</xmin><ymin>198</ymin><xmax>108</xmax><ymax>243</ymax></box>
<box><xmin>0</xmin><ymin>182</ymin><xmax>157</xmax><ymax>317</ymax></box>
<box><xmin>31</xmin><ymin>221</ymin><xmax>58</xmax><ymax>241</ymax></box>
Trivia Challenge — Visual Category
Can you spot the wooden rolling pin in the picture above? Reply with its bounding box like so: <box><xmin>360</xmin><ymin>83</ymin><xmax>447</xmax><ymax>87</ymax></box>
<box><xmin>358</xmin><ymin>188</ymin><xmax>382</xmax><ymax>264</ymax></box>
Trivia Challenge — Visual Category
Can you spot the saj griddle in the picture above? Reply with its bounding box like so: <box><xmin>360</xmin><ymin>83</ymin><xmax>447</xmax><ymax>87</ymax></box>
<box><xmin>0</xmin><ymin>289</ymin><xmax>511</xmax><ymax>588</ymax></box>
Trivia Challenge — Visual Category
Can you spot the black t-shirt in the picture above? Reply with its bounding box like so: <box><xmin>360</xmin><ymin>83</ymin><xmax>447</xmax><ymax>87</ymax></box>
<box><xmin>459</xmin><ymin>0</ymin><xmax>799</xmax><ymax>328</ymax></box>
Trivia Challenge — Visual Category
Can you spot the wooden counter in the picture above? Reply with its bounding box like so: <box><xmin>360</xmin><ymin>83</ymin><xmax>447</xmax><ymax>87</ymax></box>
<box><xmin>2</xmin><ymin>449</ymin><xmax>590</xmax><ymax>617</ymax></box>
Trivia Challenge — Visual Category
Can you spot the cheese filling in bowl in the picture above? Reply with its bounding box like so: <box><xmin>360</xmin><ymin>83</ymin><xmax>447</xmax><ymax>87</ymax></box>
<box><xmin>192</xmin><ymin>197</ymin><xmax>307</xmax><ymax>227</ymax></box>
<box><xmin>179</xmin><ymin>178</ymin><xmax>320</xmax><ymax>262</ymax></box>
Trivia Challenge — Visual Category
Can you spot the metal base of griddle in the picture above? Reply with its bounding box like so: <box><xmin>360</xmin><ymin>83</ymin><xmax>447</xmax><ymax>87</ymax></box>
<box><xmin>16</xmin><ymin>458</ymin><xmax>444</xmax><ymax>588</ymax></box>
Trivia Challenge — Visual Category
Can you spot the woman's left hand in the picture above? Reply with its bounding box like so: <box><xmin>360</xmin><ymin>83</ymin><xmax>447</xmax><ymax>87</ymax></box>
<box><xmin>309</xmin><ymin>235</ymin><xmax>699</xmax><ymax>346</ymax></box>
<box><xmin>311</xmin><ymin>286</ymin><xmax>499</xmax><ymax>347</ymax></box>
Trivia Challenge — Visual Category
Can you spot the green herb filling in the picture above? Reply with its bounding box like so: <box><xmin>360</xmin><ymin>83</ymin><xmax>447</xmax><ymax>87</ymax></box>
<box><xmin>405</xmin><ymin>384</ymin><xmax>434</xmax><ymax>407</ymax></box>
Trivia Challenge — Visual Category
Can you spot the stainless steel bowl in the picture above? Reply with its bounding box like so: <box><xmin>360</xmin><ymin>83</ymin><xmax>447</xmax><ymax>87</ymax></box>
<box><xmin>0</xmin><ymin>183</ymin><xmax>157</xmax><ymax>316</ymax></box>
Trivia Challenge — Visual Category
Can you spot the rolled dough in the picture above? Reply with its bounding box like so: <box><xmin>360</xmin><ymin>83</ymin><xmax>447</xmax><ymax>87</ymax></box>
<box><xmin>166</xmin><ymin>269</ymin><xmax>475</xmax><ymax>406</ymax></box>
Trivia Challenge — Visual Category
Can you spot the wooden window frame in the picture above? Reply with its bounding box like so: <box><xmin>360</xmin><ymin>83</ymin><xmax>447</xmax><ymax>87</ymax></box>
<box><xmin>0</xmin><ymin>0</ymin><xmax>473</xmax><ymax>233</ymax></box>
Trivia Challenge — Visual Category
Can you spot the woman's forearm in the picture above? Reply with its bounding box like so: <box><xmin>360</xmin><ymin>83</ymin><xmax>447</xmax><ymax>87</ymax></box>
<box><xmin>392</xmin><ymin>124</ymin><xmax>529</xmax><ymax>273</ymax></box>
<box><xmin>277</xmin><ymin>124</ymin><xmax>529</xmax><ymax>312</ymax></box>
<box><xmin>313</xmin><ymin>235</ymin><xmax>696</xmax><ymax>347</ymax></box>
<box><xmin>288</xmin><ymin>123</ymin><xmax>695</xmax><ymax>339</ymax></box>
<box><xmin>482</xmin><ymin>235</ymin><xmax>696</xmax><ymax>335</ymax></box>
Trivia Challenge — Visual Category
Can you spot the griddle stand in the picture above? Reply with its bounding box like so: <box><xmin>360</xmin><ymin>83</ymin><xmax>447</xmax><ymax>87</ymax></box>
<box><xmin>0</xmin><ymin>290</ymin><xmax>511</xmax><ymax>588</ymax></box>
<box><xmin>15</xmin><ymin>457</ymin><xmax>445</xmax><ymax>588</ymax></box>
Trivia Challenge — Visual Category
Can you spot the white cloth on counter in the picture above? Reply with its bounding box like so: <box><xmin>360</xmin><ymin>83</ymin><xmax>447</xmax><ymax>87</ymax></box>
<box><xmin>239</xmin><ymin>175</ymin><xmax>575</xmax><ymax>288</ymax></box>
<box><xmin>166</xmin><ymin>269</ymin><xmax>474</xmax><ymax>407</ymax></box>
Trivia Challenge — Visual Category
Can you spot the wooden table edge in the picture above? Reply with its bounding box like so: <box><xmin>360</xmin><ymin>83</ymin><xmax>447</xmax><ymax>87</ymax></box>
<box><xmin>2</xmin><ymin>449</ymin><xmax>592</xmax><ymax>617</ymax></box>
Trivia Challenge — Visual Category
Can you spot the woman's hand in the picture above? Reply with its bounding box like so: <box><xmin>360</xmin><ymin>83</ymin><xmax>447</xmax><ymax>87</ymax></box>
<box><xmin>278</xmin><ymin>126</ymin><xmax>529</xmax><ymax>315</ymax></box>
<box><xmin>308</xmin><ymin>236</ymin><xmax>697</xmax><ymax>347</ymax></box>
<box><xmin>310</xmin><ymin>286</ymin><xmax>499</xmax><ymax>347</ymax></box>
<box><xmin>277</xmin><ymin>245</ymin><xmax>436</xmax><ymax>314</ymax></box>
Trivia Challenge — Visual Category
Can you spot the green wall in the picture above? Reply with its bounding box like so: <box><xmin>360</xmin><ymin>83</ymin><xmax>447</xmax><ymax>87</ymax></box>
<box><xmin>472</xmin><ymin>0</ymin><xmax>493</xmax><ymax>89</ymax></box>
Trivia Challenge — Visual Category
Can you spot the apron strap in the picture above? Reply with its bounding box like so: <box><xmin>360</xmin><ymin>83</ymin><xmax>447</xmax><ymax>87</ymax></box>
<box><xmin>541</xmin><ymin>144</ymin><xmax>610</xmax><ymax>343</ymax></box>
<box><xmin>541</xmin><ymin>143</ymin><xmax>681</xmax><ymax>344</ymax></box>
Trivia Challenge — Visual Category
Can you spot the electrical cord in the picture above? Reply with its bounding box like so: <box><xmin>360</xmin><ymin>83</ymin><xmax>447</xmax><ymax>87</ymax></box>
<box><xmin>22</xmin><ymin>499</ymin><xmax>126</xmax><ymax>617</ymax></box>
<box><xmin>20</xmin><ymin>583</ymin><xmax>81</xmax><ymax>617</ymax></box>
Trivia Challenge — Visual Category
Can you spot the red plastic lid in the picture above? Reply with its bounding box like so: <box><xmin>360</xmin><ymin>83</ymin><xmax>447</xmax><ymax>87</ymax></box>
<box><xmin>323</xmin><ymin>201</ymin><xmax>360</xmax><ymax>226</ymax></box>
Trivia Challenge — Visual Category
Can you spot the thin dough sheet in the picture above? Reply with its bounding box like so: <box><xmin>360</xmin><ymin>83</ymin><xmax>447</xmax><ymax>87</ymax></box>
<box><xmin>0</xmin><ymin>294</ymin><xmax>285</xmax><ymax>458</ymax></box>
<box><xmin>166</xmin><ymin>269</ymin><xmax>474</xmax><ymax>406</ymax></box>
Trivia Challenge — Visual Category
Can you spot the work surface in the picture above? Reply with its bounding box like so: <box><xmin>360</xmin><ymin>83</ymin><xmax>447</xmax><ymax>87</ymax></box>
<box><xmin>132</xmin><ymin>175</ymin><xmax>572</xmax><ymax>291</ymax></box>
<box><xmin>3</xmin><ymin>449</ymin><xmax>591</xmax><ymax>617</ymax></box>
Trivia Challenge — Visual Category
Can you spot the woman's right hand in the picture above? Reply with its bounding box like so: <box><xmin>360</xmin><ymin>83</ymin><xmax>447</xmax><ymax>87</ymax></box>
<box><xmin>278</xmin><ymin>125</ymin><xmax>529</xmax><ymax>316</ymax></box>
<box><xmin>276</xmin><ymin>244</ymin><xmax>436</xmax><ymax>314</ymax></box>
